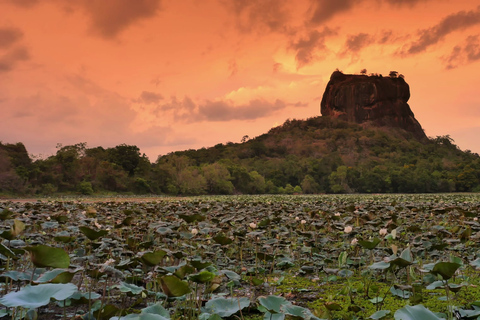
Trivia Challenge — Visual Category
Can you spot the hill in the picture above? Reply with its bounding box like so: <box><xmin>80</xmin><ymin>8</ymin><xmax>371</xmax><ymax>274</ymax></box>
<box><xmin>163</xmin><ymin>116</ymin><xmax>479</xmax><ymax>194</ymax></box>
<box><xmin>1</xmin><ymin>71</ymin><xmax>479</xmax><ymax>196</ymax></box>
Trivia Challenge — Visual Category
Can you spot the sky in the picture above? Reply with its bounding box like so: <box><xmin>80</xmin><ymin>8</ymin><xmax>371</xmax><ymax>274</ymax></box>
<box><xmin>1</xmin><ymin>0</ymin><xmax>480</xmax><ymax>161</ymax></box>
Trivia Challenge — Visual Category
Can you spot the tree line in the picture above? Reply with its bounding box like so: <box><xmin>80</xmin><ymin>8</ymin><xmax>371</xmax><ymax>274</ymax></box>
<box><xmin>1</xmin><ymin>117</ymin><xmax>479</xmax><ymax>196</ymax></box>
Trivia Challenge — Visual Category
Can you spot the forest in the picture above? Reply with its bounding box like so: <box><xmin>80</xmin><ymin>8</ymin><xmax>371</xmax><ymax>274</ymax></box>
<box><xmin>1</xmin><ymin>117</ymin><xmax>479</xmax><ymax>196</ymax></box>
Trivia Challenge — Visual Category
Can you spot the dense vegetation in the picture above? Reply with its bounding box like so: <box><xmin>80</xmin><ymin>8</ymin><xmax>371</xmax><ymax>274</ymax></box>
<box><xmin>1</xmin><ymin>194</ymin><xmax>480</xmax><ymax>319</ymax></box>
<box><xmin>1</xmin><ymin>117</ymin><xmax>479</xmax><ymax>196</ymax></box>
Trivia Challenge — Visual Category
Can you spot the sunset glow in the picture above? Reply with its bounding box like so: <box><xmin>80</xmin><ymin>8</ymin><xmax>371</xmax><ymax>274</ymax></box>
<box><xmin>1</xmin><ymin>0</ymin><xmax>480</xmax><ymax>160</ymax></box>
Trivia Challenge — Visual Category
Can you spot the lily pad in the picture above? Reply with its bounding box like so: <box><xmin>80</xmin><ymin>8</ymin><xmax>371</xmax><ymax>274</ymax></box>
<box><xmin>204</xmin><ymin>297</ymin><xmax>250</xmax><ymax>318</ymax></box>
<box><xmin>24</xmin><ymin>245</ymin><xmax>70</xmax><ymax>268</ymax></box>
<box><xmin>159</xmin><ymin>275</ymin><xmax>191</xmax><ymax>297</ymax></box>
<box><xmin>0</xmin><ymin>283</ymin><xmax>77</xmax><ymax>308</ymax></box>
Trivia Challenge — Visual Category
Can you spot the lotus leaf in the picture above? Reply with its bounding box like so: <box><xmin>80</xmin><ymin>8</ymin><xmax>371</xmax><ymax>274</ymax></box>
<box><xmin>0</xmin><ymin>283</ymin><xmax>77</xmax><ymax>308</ymax></box>
<box><xmin>189</xmin><ymin>270</ymin><xmax>216</xmax><ymax>283</ymax></box>
<box><xmin>394</xmin><ymin>304</ymin><xmax>442</xmax><ymax>320</ymax></box>
<box><xmin>430</xmin><ymin>262</ymin><xmax>461</xmax><ymax>280</ymax></box>
<box><xmin>79</xmin><ymin>226</ymin><xmax>108</xmax><ymax>240</ymax></box>
<box><xmin>24</xmin><ymin>245</ymin><xmax>70</xmax><ymax>268</ymax></box>
<box><xmin>204</xmin><ymin>297</ymin><xmax>250</xmax><ymax>317</ymax></box>
<box><xmin>140</xmin><ymin>250</ymin><xmax>167</xmax><ymax>266</ymax></box>
<box><xmin>369</xmin><ymin>310</ymin><xmax>391</xmax><ymax>319</ymax></box>
<box><xmin>159</xmin><ymin>275</ymin><xmax>191</xmax><ymax>297</ymax></box>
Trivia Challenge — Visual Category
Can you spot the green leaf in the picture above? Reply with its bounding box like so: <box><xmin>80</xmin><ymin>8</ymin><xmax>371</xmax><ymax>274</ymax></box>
<box><xmin>212</xmin><ymin>234</ymin><xmax>233</xmax><ymax>245</ymax></box>
<box><xmin>390</xmin><ymin>287</ymin><xmax>411</xmax><ymax>299</ymax></box>
<box><xmin>140</xmin><ymin>250</ymin><xmax>167</xmax><ymax>266</ymax></box>
<box><xmin>431</xmin><ymin>262</ymin><xmax>461</xmax><ymax>280</ymax></box>
<box><xmin>78</xmin><ymin>226</ymin><xmax>108</xmax><ymax>241</ymax></box>
<box><xmin>324</xmin><ymin>301</ymin><xmax>342</xmax><ymax>311</ymax></box>
<box><xmin>11</xmin><ymin>219</ymin><xmax>25</xmax><ymax>237</ymax></box>
<box><xmin>190</xmin><ymin>259</ymin><xmax>212</xmax><ymax>270</ymax></box>
<box><xmin>338</xmin><ymin>251</ymin><xmax>347</xmax><ymax>268</ymax></box>
<box><xmin>159</xmin><ymin>275</ymin><xmax>191</xmax><ymax>297</ymax></box>
<box><xmin>389</xmin><ymin>257</ymin><xmax>413</xmax><ymax>268</ymax></box>
<box><xmin>258</xmin><ymin>295</ymin><xmax>288</xmax><ymax>313</ymax></box>
<box><xmin>220</xmin><ymin>269</ymin><xmax>241</xmax><ymax>281</ymax></box>
<box><xmin>0</xmin><ymin>243</ymin><xmax>18</xmax><ymax>259</ymax></box>
<box><xmin>204</xmin><ymin>297</ymin><xmax>250</xmax><ymax>318</ymax></box>
<box><xmin>426</xmin><ymin>280</ymin><xmax>445</xmax><ymax>290</ymax></box>
<box><xmin>178</xmin><ymin>213</ymin><xmax>205</xmax><ymax>223</ymax></box>
<box><xmin>25</xmin><ymin>245</ymin><xmax>70</xmax><ymax>268</ymax></box>
<box><xmin>189</xmin><ymin>270</ymin><xmax>216</xmax><ymax>284</ymax></box>
<box><xmin>114</xmin><ymin>282</ymin><xmax>145</xmax><ymax>295</ymax></box>
<box><xmin>369</xmin><ymin>297</ymin><xmax>383</xmax><ymax>304</ymax></box>
<box><xmin>34</xmin><ymin>268</ymin><xmax>80</xmax><ymax>284</ymax></box>
<box><xmin>358</xmin><ymin>238</ymin><xmax>381</xmax><ymax>250</ymax></box>
<box><xmin>94</xmin><ymin>304</ymin><xmax>123</xmax><ymax>320</ymax></box>
<box><xmin>394</xmin><ymin>304</ymin><xmax>442</xmax><ymax>320</ymax></box>
<box><xmin>400</xmin><ymin>247</ymin><xmax>413</xmax><ymax>263</ymax></box>
<box><xmin>370</xmin><ymin>310</ymin><xmax>390</xmax><ymax>319</ymax></box>
<box><xmin>0</xmin><ymin>283</ymin><xmax>77</xmax><ymax>308</ymax></box>
<box><xmin>369</xmin><ymin>261</ymin><xmax>390</xmax><ymax>270</ymax></box>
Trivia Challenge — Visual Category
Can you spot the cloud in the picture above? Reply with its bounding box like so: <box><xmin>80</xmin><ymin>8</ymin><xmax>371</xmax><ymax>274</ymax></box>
<box><xmin>137</xmin><ymin>91</ymin><xmax>164</xmax><ymax>104</ymax></box>
<box><xmin>0</xmin><ymin>27</ymin><xmax>24</xmax><ymax>48</ymax></box>
<box><xmin>77</xmin><ymin>0</ymin><xmax>162</xmax><ymax>39</ymax></box>
<box><xmin>289</xmin><ymin>27</ymin><xmax>337</xmax><ymax>68</ymax></box>
<box><xmin>2</xmin><ymin>0</ymin><xmax>39</xmax><ymax>8</ymax></box>
<box><xmin>405</xmin><ymin>6</ymin><xmax>480</xmax><ymax>55</ymax></box>
<box><xmin>383</xmin><ymin>0</ymin><xmax>431</xmax><ymax>7</ymax></box>
<box><xmin>340</xmin><ymin>33</ymin><xmax>374</xmax><ymax>57</ymax></box>
<box><xmin>198</xmin><ymin>99</ymin><xmax>287</xmax><ymax>121</ymax></box>
<box><xmin>444</xmin><ymin>35</ymin><xmax>480</xmax><ymax>69</ymax></box>
<box><xmin>0</xmin><ymin>46</ymin><xmax>30</xmax><ymax>73</ymax></box>
<box><xmin>154</xmin><ymin>96</ymin><xmax>298</xmax><ymax>123</ymax></box>
<box><xmin>308</xmin><ymin>0</ymin><xmax>357</xmax><ymax>25</ymax></box>
<box><xmin>222</xmin><ymin>0</ymin><xmax>292</xmax><ymax>34</ymax></box>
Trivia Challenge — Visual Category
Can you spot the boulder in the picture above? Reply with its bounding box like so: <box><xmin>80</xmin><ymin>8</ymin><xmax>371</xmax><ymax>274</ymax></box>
<box><xmin>320</xmin><ymin>71</ymin><xmax>426</xmax><ymax>140</ymax></box>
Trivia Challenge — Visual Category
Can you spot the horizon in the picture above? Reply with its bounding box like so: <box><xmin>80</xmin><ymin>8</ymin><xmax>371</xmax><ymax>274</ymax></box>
<box><xmin>1</xmin><ymin>0</ymin><xmax>480</xmax><ymax>160</ymax></box>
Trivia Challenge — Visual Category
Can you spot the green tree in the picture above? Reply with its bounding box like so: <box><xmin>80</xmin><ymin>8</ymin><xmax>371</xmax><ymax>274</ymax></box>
<box><xmin>202</xmin><ymin>162</ymin><xmax>234</xmax><ymax>194</ymax></box>
<box><xmin>246</xmin><ymin>171</ymin><xmax>266</xmax><ymax>194</ymax></box>
<box><xmin>77</xmin><ymin>181</ymin><xmax>94</xmax><ymax>195</ymax></box>
<box><xmin>177</xmin><ymin>167</ymin><xmax>207</xmax><ymax>195</ymax></box>
<box><xmin>301</xmin><ymin>175</ymin><xmax>319</xmax><ymax>194</ymax></box>
<box><xmin>107</xmin><ymin>144</ymin><xmax>141</xmax><ymax>176</ymax></box>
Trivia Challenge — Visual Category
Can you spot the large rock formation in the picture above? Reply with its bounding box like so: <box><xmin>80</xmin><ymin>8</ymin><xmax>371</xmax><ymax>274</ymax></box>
<box><xmin>321</xmin><ymin>71</ymin><xmax>426</xmax><ymax>139</ymax></box>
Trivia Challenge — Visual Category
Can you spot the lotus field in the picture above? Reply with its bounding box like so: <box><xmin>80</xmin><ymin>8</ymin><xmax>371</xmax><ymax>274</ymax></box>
<box><xmin>2</xmin><ymin>194</ymin><xmax>480</xmax><ymax>320</ymax></box>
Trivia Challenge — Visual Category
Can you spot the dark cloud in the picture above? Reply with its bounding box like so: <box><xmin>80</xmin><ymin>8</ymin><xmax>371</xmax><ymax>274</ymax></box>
<box><xmin>383</xmin><ymin>0</ymin><xmax>431</xmax><ymax>7</ymax></box>
<box><xmin>156</xmin><ymin>96</ymin><xmax>298</xmax><ymax>122</ymax></box>
<box><xmin>340</xmin><ymin>33</ymin><xmax>374</xmax><ymax>57</ymax></box>
<box><xmin>406</xmin><ymin>6</ymin><xmax>480</xmax><ymax>55</ymax></box>
<box><xmin>444</xmin><ymin>35</ymin><xmax>480</xmax><ymax>69</ymax></box>
<box><xmin>0</xmin><ymin>27</ymin><xmax>23</xmax><ymax>48</ymax></box>
<box><xmin>289</xmin><ymin>27</ymin><xmax>337</xmax><ymax>68</ymax></box>
<box><xmin>198</xmin><ymin>99</ymin><xmax>286</xmax><ymax>121</ymax></box>
<box><xmin>137</xmin><ymin>91</ymin><xmax>164</xmax><ymax>104</ymax></box>
<box><xmin>2</xmin><ymin>0</ymin><xmax>39</xmax><ymax>8</ymax></box>
<box><xmin>222</xmin><ymin>0</ymin><xmax>292</xmax><ymax>34</ymax></box>
<box><xmin>0</xmin><ymin>46</ymin><xmax>30</xmax><ymax>73</ymax></box>
<box><xmin>78</xmin><ymin>0</ymin><xmax>162</xmax><ymax>39</ymax></box>
<box><xmin>228</xmin><ymin>60</ymin><xmax>238</xmax><ymax>77</ymax></box>
<box><xmin>308</xmin><ymin>0</ymin><xmax>357</xmax><ymax>25</ymax></box>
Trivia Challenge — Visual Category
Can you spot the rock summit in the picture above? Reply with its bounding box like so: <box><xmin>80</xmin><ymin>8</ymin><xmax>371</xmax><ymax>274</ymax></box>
<box><xmin>321</xmin><ymin>71</ymin><xmax>426</xmax><ymax>139</ymax></box>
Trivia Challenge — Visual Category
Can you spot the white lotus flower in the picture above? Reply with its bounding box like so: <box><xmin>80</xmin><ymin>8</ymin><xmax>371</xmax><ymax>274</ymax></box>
<box><xmin>249</xmin><ymin>222</ymin><xmax>257</xmax><ymax>229</ymax></box>
<box><xmin>379</xmin><ymin>228</ymin><xmax>388</xmax><ymax>236</ymax></box>
<box><xmin>344</xmin><ymin>226</ymin><xmax>353</xmax><ymax>233</ymax></box>
<box><xmin>301</xmin><ymin>220</ymin><xmax>307</xmax><ymax>224</ymax></box>
<box><xmin>191</xmin><ymin>228</ymin><xmax>199</xmax><ymax>235</ymax></box>
<box><xmin>351</xmin><ymin>238</ymin><xmax>358</xmax><ymax>245</ymax></box>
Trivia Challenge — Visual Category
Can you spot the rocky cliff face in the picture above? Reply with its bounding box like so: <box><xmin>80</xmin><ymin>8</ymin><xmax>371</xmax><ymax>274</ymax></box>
<box><xmin>321</xmin><ymin>71</ymin><xmax>426</xmax><ymax>140</ymax></box>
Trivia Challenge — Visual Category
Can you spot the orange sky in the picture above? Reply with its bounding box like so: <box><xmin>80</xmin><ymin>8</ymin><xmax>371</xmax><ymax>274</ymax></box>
<box><xmin>1</xmin><ymin>0</ymin><xmax>480</xmax><ymax>160</ymax></box>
